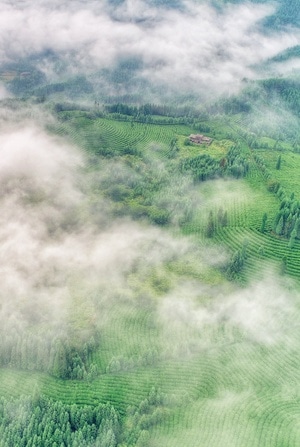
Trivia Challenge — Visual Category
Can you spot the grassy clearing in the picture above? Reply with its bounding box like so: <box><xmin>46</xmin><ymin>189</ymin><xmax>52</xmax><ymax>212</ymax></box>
<box><xmin>177</xmin><ymin>136</ymin><xmax>232</xmax><ymax>159</ymax></box>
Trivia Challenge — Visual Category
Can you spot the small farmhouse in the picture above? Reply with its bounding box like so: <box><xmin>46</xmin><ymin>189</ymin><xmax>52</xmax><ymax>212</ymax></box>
<box><xmin>189</xmin><ymin>134</ymin><xmax>212</xmax><ymax>145</ymax></box>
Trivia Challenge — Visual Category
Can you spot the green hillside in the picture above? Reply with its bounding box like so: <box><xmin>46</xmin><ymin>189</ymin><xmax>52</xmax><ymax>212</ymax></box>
<box><xmin>0</xmin><ymin>104</ymin><xmax>300</xmax><ymax>446</ymax></box>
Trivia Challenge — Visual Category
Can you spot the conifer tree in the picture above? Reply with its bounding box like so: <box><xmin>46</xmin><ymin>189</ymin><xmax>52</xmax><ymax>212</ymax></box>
<box><xmin>288</xmin><ymin>229</ymin><xmax>297</xmax><ymax>248</ymax></box>
<box><xmin>217</xmin><ymin>207</ymin><xmax>224</xmax><ymax>226</ymax></box>
<box><xmin>261</xmin><ymin>213</ymin><xmax>267</xmax><ymax>233</ymax></box>
<box><xmin>206</xmin><ymin>211</ymin><xmax>215</xmax><ymax>238</ymax></box>
<box><xmin>222</xmin><ymin>211</ymin><xmax>228</xmax><ymax>227</ymax></box>
<box><xmin>275</xmin><ymin>215</ymin><xmax>284</xmax><ymax>235</ymax></box>
<box><xmin>280</xmin><ymin>255</ymin><xmax>287</xmax><ymax>275</ymax></box>
<box><xmin>276</xmin><ymin>154</ymin><xmax>282</xmax><ymax>170</ymax></box>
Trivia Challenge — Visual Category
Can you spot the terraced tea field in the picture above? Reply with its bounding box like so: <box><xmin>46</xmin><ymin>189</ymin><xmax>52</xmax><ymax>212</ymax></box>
<box><xmin>52</xmin><ymin>112</ymin><xmax>195</xmax><ymax>159</ymax></box>
<box><xmin>2</xmin><ymin>111</ymin><xmax>300</xmax><ymax>446</ymax></box>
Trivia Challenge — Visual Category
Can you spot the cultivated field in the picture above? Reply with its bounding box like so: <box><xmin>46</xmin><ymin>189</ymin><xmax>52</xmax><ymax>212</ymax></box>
<box><xmin>1</xmin><ymin>109</ymin><xmax>300</xmax><ymax>446</ymax></box>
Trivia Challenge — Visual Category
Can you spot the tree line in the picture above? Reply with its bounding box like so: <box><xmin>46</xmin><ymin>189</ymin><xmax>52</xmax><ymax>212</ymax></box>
<box><xmin>273</xmin><ymin>188</ymin><xmax>300</xmax><ymax>247</ymax></box>
<box><xmin>0</xmin><ymin>386</ymin><xmax>168</xmax><ymax>447</ymax></box>
<box><xmin>0</xmin><ymin>395</ymin><xmax>119</xmax><ymax>447</ymax></box>
<box><xmin>0</xmin><ymin>330</ymin><xmax>99</xmax><ymax>380</ymax></box>
<box><xmin>180</xmin><ymin>144</ymin><xmax>249</xmax><ymax>182</ymax></box>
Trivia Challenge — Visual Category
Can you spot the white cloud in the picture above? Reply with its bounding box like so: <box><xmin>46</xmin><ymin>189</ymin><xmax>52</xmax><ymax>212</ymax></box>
<box><xmin>158</xmin><ymin>274</ymin><xmax>298</xmax><ymax>351</ymax></box>
<box><xmin>0</xmin><ymin>122</ymin><xmax>198</xmax><ymax>338</ymax></box>
<box><xmin>0</xmin><ymin>0</ymin><xmax>298</xmax><ymax>95</ymax></box>
<box><xmin>0</xmin><ymin>83</ymin><xmax>9</xmax><ymax>99</ymax></box>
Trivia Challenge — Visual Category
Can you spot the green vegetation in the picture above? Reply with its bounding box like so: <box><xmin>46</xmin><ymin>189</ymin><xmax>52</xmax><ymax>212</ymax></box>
<box><xmin>0</xmin><ymin>102</ymin><xmax>300</xmax><ymax>447</ymax></box>
<box><xmin>3</xmin><ymin>0</ymin><xmax>300</xmax><ymax>444</ymax></box>
<box><xmin>0</xmin><ymin>395</ymin><xmax>119</xmax><ymax>447</ymax></box>
<box><xmin>3</xmin><ymin>89</ymin><xmax>300</xmax><ymax>446</ymax></box>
